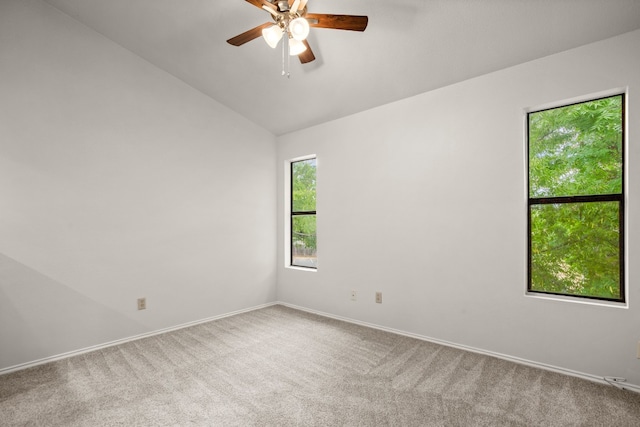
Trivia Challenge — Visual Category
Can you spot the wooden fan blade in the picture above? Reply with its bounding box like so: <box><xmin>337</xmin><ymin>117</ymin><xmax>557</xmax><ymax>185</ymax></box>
<box><xmin>227</xmin><ymin>22</ymin><xmax>273</xmax><ymax>46</ymax></box>
<box><xmin>245</xmin><ymin>0</ymin><xmax>276</xmax><ymax>11</ymax></box>
<box><xmin>298</xmin><ymin>39</ymin><xmax>315</xmax><ymax>64</ymax></box>
<box><xmin>306</xmin><ymin>13</ymin><xmax>368</xmax><ymax>31</ymax></box>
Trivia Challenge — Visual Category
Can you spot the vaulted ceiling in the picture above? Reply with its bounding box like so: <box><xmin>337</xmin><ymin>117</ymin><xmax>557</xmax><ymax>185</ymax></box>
<box><xmin>44</xmin><ymin>0</ymin><xmax>640</xmax><ymax>135</ymax></box>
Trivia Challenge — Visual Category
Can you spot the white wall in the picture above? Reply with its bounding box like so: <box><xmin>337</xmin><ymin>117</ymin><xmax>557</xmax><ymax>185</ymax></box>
<box><xmin>0</xmin><ymin>0</ymin><xmax>276</xmax><ymax>370</ymax></box>
<box><xmin>277</xmin><ymin>30</ymin><xmax>640</xmax><ymax>385</ymax></box>
<box><xmin>2</xmin><ymin>0</ymin><xmax>638</xmax><ymax>386</ymax></box>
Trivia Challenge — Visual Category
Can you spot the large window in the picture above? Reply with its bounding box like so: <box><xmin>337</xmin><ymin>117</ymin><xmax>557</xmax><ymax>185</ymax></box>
<box><xmin>527</xmin><ymin>94</ymin><xmax>625</xmax><ymax>302</ymax></box>
<box><xmin>291</xmin><ymin>158</ymin><xmax>317</xmax><ymax>268</ymax></box>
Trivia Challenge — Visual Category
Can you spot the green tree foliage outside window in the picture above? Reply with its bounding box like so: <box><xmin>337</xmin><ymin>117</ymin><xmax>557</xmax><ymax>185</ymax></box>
<box><xmin>291</xmin><ymin>158</ymin><xmax>317</xmax><ymax>268</ymax></box>
<box><xmin>528</xmin><ymin>94</ymin><xmax>624</xmax><ymax>301</ymax></box>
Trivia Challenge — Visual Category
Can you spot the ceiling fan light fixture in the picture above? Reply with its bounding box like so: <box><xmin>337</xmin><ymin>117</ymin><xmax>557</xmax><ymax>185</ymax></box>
<box><xmin>227</xmin><ymin>0</ymin><xmax>369</xmax><ymax>70</ymax></box>
<box><xmin>288</xmin><ymin>38</ymin><xmax>307</xmax><ymax>56</ymax></box>
<box><xmin>289</xmin><ymin>17</ymin><xmax>309</xmax><ymax>41</ymax></box>
<box><xmin>262</xmin><ymin>25</ymin><xmax>283</xmax><ymax>48</ymax></box>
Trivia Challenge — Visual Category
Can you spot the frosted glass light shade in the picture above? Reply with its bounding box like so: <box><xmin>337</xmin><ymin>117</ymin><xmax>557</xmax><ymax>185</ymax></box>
<box><xmin>262</xmin><ymin>25</ymin><xmax>283</xmax><ymax>48</ymax></box>
<box><xmin>289</xmin><ymin>17</ymin><xmax>309</xmax><ymax>41</ymax></box>
<box><xmin>288</xmin><ymin>38</ymin><xmax>307</xmax><ymax>56</ymax></box>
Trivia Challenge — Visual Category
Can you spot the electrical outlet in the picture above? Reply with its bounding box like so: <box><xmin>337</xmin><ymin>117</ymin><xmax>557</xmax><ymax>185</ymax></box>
<box><xmin>637</xmin><ymin>341</ymin><xmax>640</xmax><ymax>359</ymax></box>
<box><xmin>351</xmin><ymin>290</ymin><xmax>357</xmax><ymax>301</ymax></box>
<box><xmin>137</xmin><ymin>298</ymin><xmax>146</xmax><ymax>310</ymax></box>
<box><xmin>375</xmin><ymin>292</ymin><xmax>382</xmax><ymax>304</ymax></box>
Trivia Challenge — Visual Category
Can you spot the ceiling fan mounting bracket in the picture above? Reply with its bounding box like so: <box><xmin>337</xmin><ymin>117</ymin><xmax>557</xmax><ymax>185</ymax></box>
<box><xmin>266</xmin><ymin>6</ymin><xmax>308</xmax><ymax>28</ymax></box>
<box><xmin>274</xmin><ymin>0</ymin><xmax>290</xmax><ymax>12</ymax></box>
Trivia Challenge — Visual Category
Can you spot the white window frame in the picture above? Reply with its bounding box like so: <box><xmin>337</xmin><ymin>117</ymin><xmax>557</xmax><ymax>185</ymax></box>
<box><xmin>285</xmin><ymin>154</ymin><xmax>317</xmax><ymax>271</ymax></box>
<box><xmin>523</xmin><ymin>88</ymin><xmax>629</xmax><ymax>308</ymax></box>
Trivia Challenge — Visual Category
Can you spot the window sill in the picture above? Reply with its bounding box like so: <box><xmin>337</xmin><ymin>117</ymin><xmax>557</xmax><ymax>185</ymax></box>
<box><xmin>287</xmin><ymin>265</ymin><xmax>317</xmax><ymax>272</ymax></box>
<box><xmin>525</xmin><ymin>292</ymin><xmax>628</xmax><ymax>309</ymax></box>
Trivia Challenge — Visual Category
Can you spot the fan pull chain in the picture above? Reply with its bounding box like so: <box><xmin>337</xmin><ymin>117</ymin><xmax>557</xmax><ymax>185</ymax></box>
<box><xmin>287</xmin><ymin>37</ymin><xmax>291</xmax><ymax>79</ymax></box>
<box><xmin>281</xmin><ymin>35</ymin><xmax>286</xmax><ymax>76</ymax></box>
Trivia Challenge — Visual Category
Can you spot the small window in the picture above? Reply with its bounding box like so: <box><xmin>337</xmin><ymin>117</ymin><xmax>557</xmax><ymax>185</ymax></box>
<box><xmin>527</xmin><ymin>94</ymin><xmax>625</xmax><ymax>302</ymax></box>
<box><xmin>291</xmin><ymin>158</ymin><xmax>317</xmax><ymax>268</ymax></box>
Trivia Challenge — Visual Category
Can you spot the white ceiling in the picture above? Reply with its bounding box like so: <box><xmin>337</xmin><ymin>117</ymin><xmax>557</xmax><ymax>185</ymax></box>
<box><xmin>43</xmin><ymin>0</ymin><xmax>640</xmax><ymax>136</ymax></box>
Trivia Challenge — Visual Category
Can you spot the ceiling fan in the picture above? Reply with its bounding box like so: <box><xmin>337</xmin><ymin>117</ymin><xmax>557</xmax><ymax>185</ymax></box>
<box><xmin>226</xmin><ymin>0</ymin><xmax>368</xmax><ymax>64</ymax></box>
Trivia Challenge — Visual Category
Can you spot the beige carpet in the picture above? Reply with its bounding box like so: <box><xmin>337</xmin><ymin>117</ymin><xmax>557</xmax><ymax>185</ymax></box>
<box><xmin>1</xmin><ymin>305</ymin><xmax>639</xmax><ymax>426</ymax></box>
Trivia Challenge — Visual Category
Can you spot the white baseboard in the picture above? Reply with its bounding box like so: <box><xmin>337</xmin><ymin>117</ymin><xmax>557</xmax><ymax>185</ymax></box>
<box><xmin>4</xmin><ymin>300</ymin><xmax>639</xmax><ymax>394</ymax></box>
<box><xmin>278</xmin><ymin>301</ymin><xmax>640</xmax><ymax>394</ymax></box>
<box><xmin>0</xmin><ymin>302</ymin><xmax>278</xmax><ymax>376</ymax></box>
